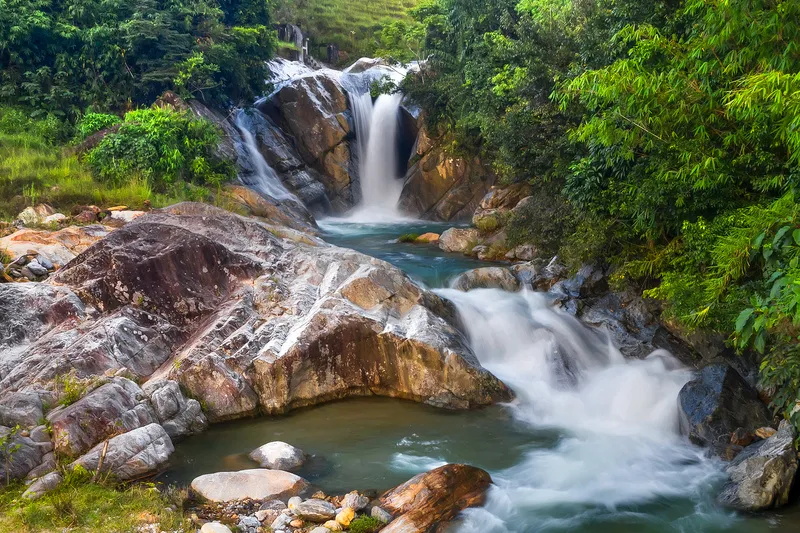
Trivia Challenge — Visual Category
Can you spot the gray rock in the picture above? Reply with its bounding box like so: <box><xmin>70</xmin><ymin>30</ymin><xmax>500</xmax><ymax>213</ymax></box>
<box><xmin>200</xmin><ymin>523</ymin><xmax>233</xmax><ymax>533</ymax></box>
<box><xmin>22</xmin><ymin>471</ymin><xmax>62</xmax><ymax>499</ymax></box>
<box><xmin>25</xmin><ymin>259</ymin><xmax>49</xmax><ymax>277</ymax></box>
<box><xmin>371</xmin><ymin>506</ymin><xmax>392</xmax><ymax>523</ymax></box>
<box><xmin>288</xmin><ymin>496</ymin><xmax>303</xmax><ymax>510</ymax></box>
<box><xmin>248</xmin><ymin>441</ymin><xmax>307</xmax><ymax>471</ymax></box>
<box><xmin>70</xmin><ymin>423</ymin><xmax>174</xmax><ymax>480</ymax></box>
<box><xmin>451</xmin><ymin>267</ymin><xmax>520</xmax><ymax>292</ymax></box>
<box><xmin>260</xmin><ymin>499</ymin><xmax>288</xmax><ymax>511</ymax></box>
<box><xmin>718</xmin><ymin>421</ymin><xmax>798</xmax><ymax>511</ymax></box>
<box><xmin>0</xmin><ymin>426</ymin><xmax>46</xmax><ymax>482</ymax></box>
<box><xmin>191</xmin><ymin>469</ymin><xmax>309</xmax><ymax>503</ymax></box>
<box><xmin>678</xmin><ymin>364</ymin><xmax>772</xmax><ymax>454</ymax></box>
<box><xmin>36</xmin><ymin>255</ymin><xmax>54</xmax><ymax>271</ymax></box>
<box><xmin>142</xmin><ymin>380</ymin><xmax>208</xmax><ymax>440</ymax></box>
<box><xmin>310</xmin><ymin>527</ymin><xmax>331</xmax><ymax>533</ymax></box>
<box><xmin>237</xmin><ymin>515</ymin><xmax>261</xmax><ymax>533</ymax></box>
<box><xmin>271</xmin><ymin>513</ymin><xmax>294</xmax><ymax>530</ymax></box>
<box><xmin>294</xmin><ymin>498</ymin><xmax>337</xmax><ymax>522</ymax></box>
<box><xmin>25</xmin><ymin>452</ymin><xmax>56</xmax><ymax>480</ymax></box>
<box><xmin>49</xmin><ymin>377</ymin><xmax>158</xmax><ymax>458</ymax></box>
<box><xmin>0</xmin><ymin>391</ymin><xmax>44</xmax><ymax>427</ymax></box>
<box><xmin>342</xmin><ymin>491</ymin><xmax>370</xmax><ymax>511</ymax></box>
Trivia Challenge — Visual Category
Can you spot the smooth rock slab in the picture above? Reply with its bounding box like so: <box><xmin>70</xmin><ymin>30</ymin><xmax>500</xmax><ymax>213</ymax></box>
<box><xmin>191</xmin><ymin>469</ymin><xmax>309</xmax><ymax>503</ymax></box>
<box><xmin>248</xmin><ymin>441</ymin><xmax>307</xmax><ymax>471</ymax></box>
<box><xmin>71</xmin><ymin>423</ymin><xmax>174</xmax><ymax>480</ymax></box>
<box><xmin>718</xmin><ymin>420</ymin><xmax>798</xmax><ymax>511</ymax></box>
<box><xmin>200</xmin><ymin>523</ymin><xmax>233</xmax><ymax>533</ymax></box>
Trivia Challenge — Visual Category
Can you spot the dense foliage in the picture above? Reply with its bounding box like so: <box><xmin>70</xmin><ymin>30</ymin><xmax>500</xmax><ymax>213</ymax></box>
<box><xmin>402</xmin><ymin>0</ymin><xmax>800</xmax><ymax>428</ymax></box>
<box><xmin>0</xmin><ymin>0</ymin><xmax>276</xmax><ymax>117</ymax></box>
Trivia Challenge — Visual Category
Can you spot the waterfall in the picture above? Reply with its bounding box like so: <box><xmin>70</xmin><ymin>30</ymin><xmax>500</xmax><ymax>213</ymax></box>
<box><xmin>235</xmin><ymin>112</ymin><xmax>296</xmax><ymax>201</ymax></box>
<box><xmin>359</xmin><ymin>93</ymin><xmax>405</xmax><ymax>214</ymax></box>
<box><xmin>349</xmin><ymin>91</ymin><xmax>373</xmax><ymax>180</ymax></box>
<box><xmin>435</xmin><ymin>288</ymin><xmax>724</xmax><ymax>532</ymax></box>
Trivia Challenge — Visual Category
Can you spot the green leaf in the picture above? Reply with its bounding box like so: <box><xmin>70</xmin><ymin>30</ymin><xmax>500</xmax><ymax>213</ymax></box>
<box><xmin>735</xmin><ymin>308</ymin><xmax>755</xmax><ymax>332</ymax></box>
<box><xmin>793</xmin><ymin>229</ymin><xmax>800</xmax><ymax>245</ymax></box>
<box><xmin>773</xmin><ymin>225</ymin><xmax>792</xmax><ymax>247</ymax></box>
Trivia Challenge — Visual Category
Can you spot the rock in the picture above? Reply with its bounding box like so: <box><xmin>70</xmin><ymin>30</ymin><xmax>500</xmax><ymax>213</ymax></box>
<box><xmin>108</xmin><ymin>210</ymin><xmax>146</xmax><ymax>223</ymax></box>
<box><xmin>17</xmin><ymin>205</ymin><xmax>55</xmax><ymax>226</ymax></box>
<box><xmin>678</xmin><ymin>364</ymin><xmax>772</xmax><ymax>454</ymax></box>
<box><xmin>294</xmin><ymin>498</ymin><xmax>337</xmax><ymax>522</ymax></box>
<box><xmin>0</xmin><ymin>427</ymin><xmax>46</xmax><ymax>482</ymax></box>
<box><xmin>271</xmin><ymin>513</ymin><xmax>294</xmax><ymax>531</ymax></box>
<box><xmin>471</xmin><ymin>245</ymin><xmax>489</xmax><ymax>259</ymax></box>
<box><xmin>342</xmin><ymin>491</ymin><xmax>370</xmax><ymax>511</ymax></box>
<box><xmin>0</xmin><ymin>391</ymin><xmax>44</xmax><ymax>427</ymax></box>
<box><xmin>371</xmin><ymin>506</ymin><xmax>392</xmax><ymax>524</ymax></box>
<box><xmin>49</xmin><ymin>378</ymin><xmax>158</xmax><ymax>458</ymax></box>
<box><xmin>451</xmin><ymin>267</ymin><xmax>520</xmax><ymax>292</ymax></box>
<box><xmin>507</xmin><ymin>244</ymin><xmax>538</xmax><ymax>261</ymax></box>
<box><xmin>200</xmin><ymin>523</ymin><xmax>233</xmax><ymax>533</ymax></box>
<box><xmin>142</xmin><ymin>380</ymin><xmax>207</xmax><ymax>440</ymax></box>
<box><xmin>415</xmin><ymin>233</ymin><xmax>440</xmax><ymax>243</ymax></box>
<box><xmin>731</xmin><ymin>428</ymin><xmax>754</xmax><ymax>447</ymax></box>
<box><xmin>555</xmin><ymin>265</ymin><xmax>608</xmax><ymax>299</ymax></box>
<box><xmin>288</xmin><ymin>496</ymin><xmax>303</xmax><ymax>510</ymax></box>
<box><xmin>380</xmin><ymin>464</ymin><xmax>492</xmax><ymax>533</ymax></box>
<box><xmin>438</xmin><ymin>228</ymin><xmax>480</xmax><ymax>254</ymax></box>
<box><xmin>191</xmin><ymin>469</ymin><xmax>309</xmax><ymax>503</ymax></box>
<box><xmin>70</xmin><ymin>423</ymin><xmax>174</xmax><ymax>480</ymax></box>
<box><xmin>755</xmin><ymin>427</ymin><xmax>777</xmax><ymax>440</ymax></box>
<box><xmin>73</xmin><ymin>210</ymin><xmax>98</xmax><ymax>223</ymax></box>
<box><xmin>718</xmin><ymin>421</ymin><xmax>798</xmax><ymax>511</ymax></box>
<box><xmin>309</xmin><ymin>528</ymin><xmax>330</xmax><ymax>533</ymax></box>
<box><xmin>248</xmin><ymin>441</ymin><xmax>307</xmax><ymax>471</ymax></box>
<box><xmin>22</xmin><ymin>471</ymin><xmax>62</xmax><ymax>499</ymax></box>
<box><xmin>0</xmin><ymin>225</ymin><xmax>112</xmax><ymax>269</ymax></box>
<box><xmin>238</xmin><ymin>515</ymin><xmax>261</xmax><ymax>533</ymax></box>
<box><xmin>335</xmin><ymin>507</ymin><xmax>355</xmax><ymax>526</ymax></box>
<box><xmin>25</xmin><ymin>259</ymin><xmax>48</xmax><ymax>277</ymax></box>
<box><xmin>290</xmin><ymin>518</ymin><xmax>304</xmax><ymax>528</ymax></box>
<box><xmin>255</xmin><ymin>509</ymin><xmax>279</xmax><ymax>523</ymax></box>
<box><xmin>43</xmin><ymin>213</ymin><xmax>67</xmax><ymax>225</ymax></box>
<box><xmin>324</xmin><ymin>519</ymin><xmax>343</xmax><ymax>531</ymax></box>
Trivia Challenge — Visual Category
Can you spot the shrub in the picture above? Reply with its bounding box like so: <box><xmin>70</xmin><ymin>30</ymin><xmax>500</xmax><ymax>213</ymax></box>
<box><xmin>85</xmin><ymin>108</ymin><xmax>234</xmax><ymax>192</ymax></box>
<box><xmin>349</xmin><ymin>516</ymin><xmax>384</xmax><ymax>533</ymax></box>
<box><xmin>77</xmin><ymin>113</ymin><xmax>121</xmax><ymax>139</ymax></box>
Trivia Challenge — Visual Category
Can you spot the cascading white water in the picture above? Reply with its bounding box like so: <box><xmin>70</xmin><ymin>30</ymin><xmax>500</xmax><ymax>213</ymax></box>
<box><xmin>235</xmin><ymin>112</ymin><xmax>296</xmax><ymax>201</ymax></box>
<box><xmin>358</xmin><ymin>92</ymin><xmax>405</xmax><ymax>215</ymax></box>
<box><xmin>350</xmin><ymin>91</ymin><xmax>373</xmax><ymax>172</ymax></box>
<box><xmin>436</xmin><ymin>288</ymin><xmax>727</xmax><ymax>532</ymax></box>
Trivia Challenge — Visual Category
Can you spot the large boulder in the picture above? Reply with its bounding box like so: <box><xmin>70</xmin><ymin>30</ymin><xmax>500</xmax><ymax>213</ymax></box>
<box><xmin>399</xmin><ymin>128</ymin><xmax>493</xmax><ymax>221</ymax></box>
<box><xmin>48</xmin><ymin>378</ymin><xmax>158</xmax><ymax>458</ymax></box>
<box><xmin>718</xmin><ymin>421</ymin><xmax>798</xmax><ymax>511</ymax></box>
<box><xmin>678</xmin><ymin>364</ymin><xmax>772</xmax><ymax>454</ymax></box>
<box><xmin>190</xmin><ymin>469</ymin><xmax>309</xmax><ymax>502</ymax></box>
<box><xmin>438</xmin><ymin>228</ymin><xmax>480</xmax><ymax>254</ymax></box>
<box><xmin>451</xmin><ymin>267</ymin><xmax>520</xmax><ymax>292</ymax></box>
<box><xmin>249</xmin><ymin>441</ymin><xmax>307</xmax><ymax>471</ymax></box>
<box><xmin>70</xmin><ymin>423</ymin><xmax>174</xmax><ymax>480</ymax></box>
<box><xmin>380</xmin><ymin>464</ymin><xmax>492</xmax><ymax>533</ymax></box>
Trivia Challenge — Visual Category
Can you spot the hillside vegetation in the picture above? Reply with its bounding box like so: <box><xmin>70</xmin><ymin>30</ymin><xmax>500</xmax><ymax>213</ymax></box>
<box><xmin>273</xmin><ymin>0</ymin><xmax>419</xmax><ymax>61</ymax></box>
<box><xmin>394</xmin><ymin>0</ymin><xmax>800</xmax><ymax>433</ymax></box>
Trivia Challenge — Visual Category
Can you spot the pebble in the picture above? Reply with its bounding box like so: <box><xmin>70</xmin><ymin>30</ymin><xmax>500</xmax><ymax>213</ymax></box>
<box><xmin>288</xmin><ymin>496</ymin><xmax>303</xmax><ymax>510</ymax></box>
<box><xmin>335</xmin><ymin>507</ymin><xmax>355</xmax><ymax>527</ymax></box>
<box><xmin>343</xmin><ymin>491</ymin><xmax>370</xmax><ymax>511</ymax></box>
<box><xmin>200</xmin><ymin>523</ymin><xmax>233</xmax><ymax>533</ymax></box>
<box><xmin>26</xmin><ymin>259</ymin><xmax>48</xmax><ymax>277</ymax></box>
<box><xmin>271</xmin><ymin>514</ymin><xmax>293</xmax><ymax>530</ymax></box>
<box><xmin>290</xmin><ymin>519</ymin><xmax>304</xmax><ymax>527</ymax></box>
<box><xmin>310</xmin><ymin>527</ymin><xmax>331</xmax><ymax>533</ymax></box>
<box><xmin>324</xmin><ymin>520</ymin><xmax>343</xmax><ymax>531</ymax></box>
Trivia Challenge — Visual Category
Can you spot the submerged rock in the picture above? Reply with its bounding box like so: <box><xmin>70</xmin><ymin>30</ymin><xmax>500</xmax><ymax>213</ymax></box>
<box><xmin>678</xmin><ymin>364</ymin><xmax>772</xmax><ymax>454</ymax></box>
<box><xmin>380</xmin><ymin>464</ymin><xmax>492</xmax><ymax>533</ymax></box>
<box><xmin>248</xmin><ymin>441</ymin><xmax>307</xmax><ymax>471</ymax></box>
<box><xmin>191</xmin><ymin>469</ymin><xmax>309</xmax><ymax>503</ymax></box>
<box><xmin>718</xmin><ymin>421</ymin><xmax>798</xmax><ymax>511</ymax></box>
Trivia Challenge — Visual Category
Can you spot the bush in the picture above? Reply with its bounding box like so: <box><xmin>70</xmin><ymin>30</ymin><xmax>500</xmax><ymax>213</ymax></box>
<box><xmin>77</xmin><ymin>113</ymin><xmax>121</xmax><ymax>140</ymax></box>
<box><xmin>85</xmin><ymin>108</ymin><xmax>234</xmax><ymax>192</ymax></box>
<box><xmin>349</xmin><ymin>516</ymin><xmax>384</xmax><ymax>533</ymax></box>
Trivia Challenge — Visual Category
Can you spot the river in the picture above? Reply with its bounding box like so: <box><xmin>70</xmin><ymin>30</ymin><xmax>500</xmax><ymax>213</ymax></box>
<box><xmin>162</xmin><ymin>219</ymin><xmax>799</xmax><ymax>533</ymax></box>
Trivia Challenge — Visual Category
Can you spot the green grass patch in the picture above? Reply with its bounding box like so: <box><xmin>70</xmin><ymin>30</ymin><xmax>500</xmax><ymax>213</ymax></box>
<box><xmin>349</xmin><ymin>515</ymin><xmax>385</xmax><ymax>533</ymax></box>
<box><xmin>397</xmin><ymin>233</ymin><xmax>420</xmax><ymax>243</ymax></box>
<box><xmin>273</xmin><ymin>0</ymin><xmax>419</xmax><ymax>60</ymax></box>
<box><xmin>0</xmin><ymin>468</ymin><xmax>190</xmax><ymax>533</ymax></box>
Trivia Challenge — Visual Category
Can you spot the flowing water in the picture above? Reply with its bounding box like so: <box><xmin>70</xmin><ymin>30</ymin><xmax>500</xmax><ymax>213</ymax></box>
<box><xmin>235</xmin><ymin>111</ymin><xmax>297</xmax><ymax>201</ymax></box>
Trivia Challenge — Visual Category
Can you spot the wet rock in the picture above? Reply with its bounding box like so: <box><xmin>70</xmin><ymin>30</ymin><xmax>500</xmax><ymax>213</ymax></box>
<box><xmin>678</xmin><ymin>364</ymin><xmax>772</xmax><ymax>454</ymax></box>
<box><xmin>22</xmin><ymin>471</ymin><xmax>62</xmax><ymax>499</ymax></box>
<box><xmin>415</xmin><ymin>232</ymin><xmax>440</xmax><ymax>243</ymax></box>
<box><xmin>731</xmin><ymin>428</ymin><xmax>754</xmax><ymax>447</ymax></box>
<box><xmin>248</xmin><ymin>441</ymin><xmax>307</xmax><ymax>471</ymax></box>
<box><xmin>294</xmin><ymin>498</ymin><xmax>337</xmax><ymax>522</ymax></box>
<box><xmin>718</xmin><ymin>421</ymin><xmax>798</xmax><ymax>511</ymax></box>
<box><xmin>451</xmin><ymin>267</ymin><xmax>520</xmax><ymax>292</ymax></box>
<box><xmin>380</xmin><ymin>464</ymin><xmax>492</xmax><ymax>533</ymax></box>
<box><xmin>49</xmin><ymin>378</ymin><xmax>158</xmax><ymax>458</ymax></box>
<box><xmin>191</xmin><ymin>469</ymin><xmax>309</xmax><ymax>503</ymax></box>
<box><xmin>438</xmin><ymin>228</ymin><xmax>480</xmax><ymax>254</ymax></box>
<box><xmin>142</xmin><ymin>380</ymin><xmax>207</xmax><ymax>440</ymax></box>
<box><xmin>71</xmin><ymin>423</ymin><xmax>174</xmax><ymax>480</ymax></box>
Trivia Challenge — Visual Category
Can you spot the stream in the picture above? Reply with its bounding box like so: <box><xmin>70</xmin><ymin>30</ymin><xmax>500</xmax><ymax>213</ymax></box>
<box><xmin>162</xmin><ymin>219</ymin><xmax>800</xmax><ymax>533</ymax></box>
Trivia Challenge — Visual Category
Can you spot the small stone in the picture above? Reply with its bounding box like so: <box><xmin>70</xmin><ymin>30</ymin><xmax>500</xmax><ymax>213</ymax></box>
<box><xmin>255</xmin><ymin>509</ymin><xmax>279</xmax><ymax>523</ymax></box>
<box><xmin>310</xmin><ymin>528</ymin><xmax>330</xmax><ymax>533</ymax></box>
<box><xmin>200</xmin><ymin>523</ymin><xmax>233</xmax><ymax>533</ymax></box>
<box><xmin>25</xmin><ymin>259</ymin><xmax>48</xmax><ymax>277</ymax></box>
<box><xmin>324</xmin><ymin>520</ymin><xmax>343</xmax><ymax>531</ymax></box>
<box><xmin>288</xmin><ymin>496</ymin><xmax>303</xmax><ymax>510</ymax></box>
<box><xmin>311</xmin><ymin>490</ymin><xmax>327</xmax><ymax>499</ymax></box>
<box><xmin>755</xmin><ymin>427</ymin><xmax>777</xmax><ymax>440</ymax></box>
<box><xmin>294</xmin><ymin>498</ymin><xmax>337</xmax><ymax>522</ymax></box>
<box><xmin>730</xmin><ymin>428</ymin><xmax>754</xmax><ymax>447</ymax></box>
<box><xmin>415</xmin><ymin>233</ymin><xmax>440</xmax><ymax>243</ymax></box>
<box><xmin>342</xmin><ymin>491</ymin><xmax>369</xmax><ymax>511</ymax></box>
<box><xmin>260</xmin><ymin>499</ymin><xmax>288</xmax><ymax>511</ymax></box>
<box><xmin>371</xmin><ymin>506</ymin><xmax>392</xmax><ymax>524</ymax></box>
<box><xmin>43</xmin><ymin>213</ymin><xmax>67</xmax><ymax>225</ymax></box>
<box><xmin>237</xmin><ymin>515</ymin><xmax>260</xmax><ymax>532</ymax></box>
<box><xmin>290</xmin><ymin>519</ymin><xmax>304</xmax><ymax>528</ymax></box>
<box><xmin>335</xmin><ymin>507</ymin><xmax>354</xmax><ymax>527</ymax></box>
<box><xmin>271</xmin><ymin>514</ymin><xmax>293</xmax><ymax>530</ymax></box>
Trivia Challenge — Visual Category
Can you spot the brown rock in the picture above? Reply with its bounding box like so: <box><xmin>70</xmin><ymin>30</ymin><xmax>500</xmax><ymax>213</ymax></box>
<box><xmin>415</xmin><ymin>233</ymin><xmax>440</xmax><ymax>243</ymax></box>
<box><xmin>380</xmin><ymin>464</ymin><xmax>492</xmax><ymax>533</ymax></box>
<box><xmin>731</xmin><ymin>427</ymin><xmax>754</xmax><ymax>447</ymax></box>
<box><xmin>755</xmin><ymin>427</ymin><xmax>777</xmax><ymax>440</ymax></box>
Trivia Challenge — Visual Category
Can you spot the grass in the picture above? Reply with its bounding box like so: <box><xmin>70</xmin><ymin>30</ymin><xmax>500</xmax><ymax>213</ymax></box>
<box><xmin>0</xmin><ymin>130</ymin><xmax>208</xmax><ymax>222</ymax></box>
<box><xmin>349</xmin><ymin>515</ymin><xmax>385</xmax><ymax>533</ymax></box>
<box><xmin>273</xmin><ymin>0</ymin><xmax>419</xmax><ymax>60</ymax></box>
<box><xmin>398</xmin><ymin>233</ymin><xmax>420</xmax><ymax>243</ymax></box>
<box><xmin>0</xmin><ymin>468</ymin><xmax>191</xmax><ymax>533</ymax></box>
